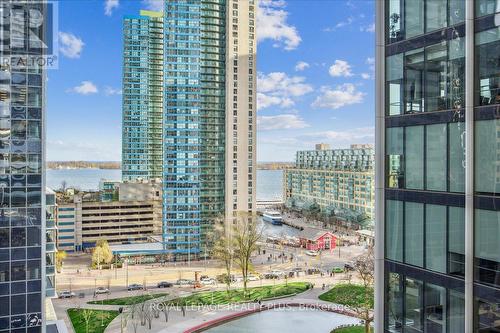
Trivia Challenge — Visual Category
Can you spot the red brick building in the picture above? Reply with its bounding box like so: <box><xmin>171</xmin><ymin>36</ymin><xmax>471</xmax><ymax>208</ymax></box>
<box><xmin>299</xmin><ymin>228</ymin><xmax>337</xmax><ymax>251</ymax></box>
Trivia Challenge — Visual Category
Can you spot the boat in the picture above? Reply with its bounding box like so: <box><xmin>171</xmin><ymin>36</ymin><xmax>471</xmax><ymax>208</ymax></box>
<box><xmin>262</xmin><ymin>211</ymin><xmax>283</xmax><ymax>225</ymax></box>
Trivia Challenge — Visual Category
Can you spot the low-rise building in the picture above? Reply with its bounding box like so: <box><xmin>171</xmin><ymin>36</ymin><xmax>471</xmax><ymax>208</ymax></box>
<box><xmin>298</xmin><ymin>228</ymin><xmax>336</xmax><ymax>251</ymax></box>
<box><xmin>284</xmin><ymin>144</ymin><xmax>375</xmax><ymax>223</ymax></box>
<box><xmin>56</xmin><ymin>181</ymin><xmax>162</xmax><ymax>252</ymax></box>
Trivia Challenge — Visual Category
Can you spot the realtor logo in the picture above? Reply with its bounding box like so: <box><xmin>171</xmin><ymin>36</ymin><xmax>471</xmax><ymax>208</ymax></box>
<box><xmin>0</xmin><ymin>1</ymin><xmax>59</xmax><ymax>69</ymax></box>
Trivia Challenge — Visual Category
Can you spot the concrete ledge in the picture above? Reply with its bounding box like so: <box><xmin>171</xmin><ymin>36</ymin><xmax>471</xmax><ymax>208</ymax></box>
<box><xmin>183</xmin><ymin>302</ymin><xmax>359</xmax><ymax>333</ymax></box>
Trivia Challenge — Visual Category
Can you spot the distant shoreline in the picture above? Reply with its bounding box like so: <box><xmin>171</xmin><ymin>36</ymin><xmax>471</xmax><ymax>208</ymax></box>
<box><xmin>48</xmin><ymin>162</ymin><xmax>293</xmax><ymax>171</ymax></box>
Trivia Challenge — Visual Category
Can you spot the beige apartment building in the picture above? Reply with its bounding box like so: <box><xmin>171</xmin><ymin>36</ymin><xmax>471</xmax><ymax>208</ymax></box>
<box><xmin>284</xmin><ymin>144</ymin><xmax>375</xmax><ymax>221</ymax></box>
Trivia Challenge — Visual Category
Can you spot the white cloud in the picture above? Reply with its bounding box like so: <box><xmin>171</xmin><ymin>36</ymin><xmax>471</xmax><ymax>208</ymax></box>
<box><xmin>104</xmin><ymin>86</ymin><xmax>122</xmax><ymax>96</ymax></box>
<box><xmin>257</xmin><ymin>72</ymin><xmax>313</xmax><ymax>110</ymax></box>
<box><xmin>258</xmin><ymin>114</ymin><xmax>309</xmax><ymax>130</ymax></box>
<box><xmin>328</xmin><ymin>60</ymin><xmax>353</xmax><ymax>77</ymax></box>
<box><xmin>366</xmin><ymin>57</ymin><xmax>375</xmax><ymax>65</ymax></box>
<box><xmin>67</xmin><ymin>81</ymin><xmax>98</xmax><ymax>95</ymax></box>
<box><xmin>303</xmin><ymin>127</ymin><xmax>375</xmax><ymax>143</ymax></box>
<box><xmin>360</xmin><ymin>23</ymin><xmax>375</xmax><ymax>33</ymax></box>
<box><xmin>257</xmin><ymin>0</ymin><xmax>301</xmax><ymax>51</ymax></box>
<box><xmin>58</xmin><ymin>32</ymin><xmax>84</xmax><ymax>59</ymax></box>
<box><xmin>294</xmin><ymin>61</ymin><xmax>310</xmax><ymax>71</ymax></box>
<box><xmin>312</xmin><ymin>84</ymin><xmax>365</xmax><ymax>110</ymax></box>
<box><xmin>361</xmin><ymin>73</ymin><xmax>371</xmax><ymax>80</ymax></box>
<box><xmin>142</xmin><ymin>0</ymin><xmax>163</xmax><ymax>11</ymax></box>
<box><xmin>324</xmin><ymin>16</ymin><xmax>354</xmax><ymax>32</ymax></box>
<box><xmin>104</xmin><ymin>0</ymin><xmax>119</xmax><ymax>16</ymax></box>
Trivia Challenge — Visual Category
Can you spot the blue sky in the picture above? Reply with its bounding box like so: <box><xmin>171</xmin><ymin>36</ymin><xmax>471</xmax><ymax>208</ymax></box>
<box><xmin>47</xmin><ymin>0</ymin><xmax>375</xmax><ymax>162</ymax></box>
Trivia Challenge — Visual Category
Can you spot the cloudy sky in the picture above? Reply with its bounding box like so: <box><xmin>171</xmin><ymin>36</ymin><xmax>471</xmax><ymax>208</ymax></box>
<box><xmin>47</xmin><ymin>0</ymin><xmax>375</xmax><ymax>162</ymax></box>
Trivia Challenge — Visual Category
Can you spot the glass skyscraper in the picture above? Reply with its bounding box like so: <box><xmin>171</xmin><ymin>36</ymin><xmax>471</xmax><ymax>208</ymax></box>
<box><xmin>0</xmin><ymin>1</ymin><xmax>47</xmax><ymax>332</ymax></box>
<box><xmin>375</xmin><ymin>0</ymin><xmax>500</xmax><ymax>331</ymax></box>
<box><xmin>122</xmin><ymin>10</ymin><xmax>164</xmax><ymax>181</ymax></box>
<box><xmin>123</xmin><ymin>0</ymin><xmax>256</xmax><ymax>260</ymax></box>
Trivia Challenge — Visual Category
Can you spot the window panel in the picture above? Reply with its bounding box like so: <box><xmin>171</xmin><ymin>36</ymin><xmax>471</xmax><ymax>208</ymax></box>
<box><xmin>405</xmin><ymin>126</ymin><xmax>424</xmax><ymax>189</ymax></box>
<box><xmin>449</xmin><ymin>122</ymin><xmax>465</xmax><ymax>193</ymax></box>
<box><xmin>387</xmin><ymin>127</ymin><xmax>404</xmax><ymax>188</ymax></box>
<box><xmin>405</xmin><ymin>202</ymin><xmax>424</xmax><ymax>267</ymax></box>
<box><xmin>426</xmin><ymin>204</ymin><xmax>447</xmax><ymax>273</ymax></box>
<box><xmin>448</xmin><ymin>207</ymin><xmax>465</xmax><ymax>277</ymax></box>
<box><xmin>476</xmin><ymin>27</ymin><xmax>500</xmax><ymax>106</ymax></box>
<box><xmin>426</xmin><ymin>0</ymin><xmax>447</xmax><ymax>32</ymax></box>
<box><xmin>386</xmin><ymin>200</ymin><xmax>403</xmax><ymax>262</ymax></box>
<box><xmin>405</xmin><ymin>0</ymin><xmax>424</xmax><ymax>38</ymax></box>
<box><xmin>475</xmin><ymin>209</ymin><xmax>500</xmax><ymax>287</ymax></box>
<box><xmin>426</xmin><ymin>124</ymin><xmax>447</xmax><ymax>191</ymax></box>
<box><xmin>424</xmin><ymin>283</ymin><xmax>446</xmax><ymax>333</ymax></box>
<box><xmin>475</xmin><ymin>119</ymin><xmax>500</xmax><ymax>194</ymax></box>
<box><xmin>405</xmin><ymin>277</ymin><xmax>423</xmax><ymax>331</ymax></box>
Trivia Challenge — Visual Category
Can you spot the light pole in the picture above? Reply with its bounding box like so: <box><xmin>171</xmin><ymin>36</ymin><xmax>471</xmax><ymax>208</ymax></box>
<box><xmin>125</xmin><ymin>260</ymin><xmax>129</xmax><ymax>288</ymax></box>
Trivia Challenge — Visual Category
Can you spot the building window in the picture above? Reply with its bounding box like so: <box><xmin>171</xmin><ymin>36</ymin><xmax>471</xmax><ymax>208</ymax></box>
<box><xmin>405</xmin><ymin>202</ymin><xmax>424</xmax><ymax>267</ymax></box>
<box><xmin>386</xmin><ymin>200</ymin><xmax>403</xmax><ymax>262</ymax></box>
<box><xmin>426</xmin><ymin>204</ymin><xmax>447</xmax><ymax>273</ymax></box>
<box><xmin>405</xmin><ymin>277</ymin><xmax>423</xmax><ymax>331</ymax></box>
<box><xmin>475</xmin><ymin>209</ymin><xmax>500</xmax><ymax>287</ymax></box>
<box><xmin>475</xmin><ymin>119</ymin><xmax>500</xmax><ymax>194</ymax></box>
<box><xmin>476</xmin><ymin>26</ymin><xmax>500</xmax><ymax>106</ymax></box>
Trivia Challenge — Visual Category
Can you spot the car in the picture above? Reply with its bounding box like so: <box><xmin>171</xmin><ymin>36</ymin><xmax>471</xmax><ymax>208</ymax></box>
<box><xmin>344</xmin><ymin>262</ymin><xmax>355</xmax><ymax>271</ymax></box>
<box><xmin>247</xmin><ymin>275</ymin><xmax>260</xmax><ymax>281</ymax></box>
<box><xmin>216</xmin><ymin>274</ymin><xmax>236</xmax><ymax>283</ymax></box>
<box><xmin>305</xmin><ymin>250</ymin><xmax>319</xmax><ymax>256</ymax></box>
<box><xmin>234</xmin><ymin>276</ymin><xmax>244</xmax><ymax>282</ymax></box>
<box><xmin>176</xmin><ymin>279</ymin><xmax>194</xmax><ymax>286</ymax></box>
<box><xmin>95</xmin><ymin>287</ymin><xmax>110</xmax><ymax>295</ymax></box>
<box><xmin>263</xmin><ymin>272</ymin><xmax>280</xmax><ymax>279</ymax></box>
<box><xmin>271</xmin><ymin>270</ymin><xmax>285</xmax><ymax>277</ymax></box>
<box><xmin>127</xmin><ymin>284</ymin><xmax>144</xmax><ymax>291</ymax></box>
<box><xmin>331</xmin><ymin>266</ymin><xmax>344</xmax><ymax>273</ymax></box>
<box><xmin>200</xmin><ymin>277</ymin><xmax>216</xmax><ymax>285</ymax></box>
<box><xmin>157</xmin><ymin>281</ymin><xmax>173</xmax><ymax>288</ymax></box>
<box><xmin>58</xmin><ymin>291</ymin><xmax>75</xmax><ymax>299</ymax></box>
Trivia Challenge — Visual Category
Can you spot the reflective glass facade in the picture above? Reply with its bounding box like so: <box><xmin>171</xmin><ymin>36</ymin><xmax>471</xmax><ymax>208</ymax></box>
<box><xmin>378</xmin><ymin>0</ymin><xmax>500</xmax><ymax>332</ymax></box>
<box><xmin>123</xmin><ymin>1</ymin><xmax>256</xmax><ymax>260</ymax></box>
<box><xmin>0</xmin><ymin>2</ymin><xmax>46</xmax><ymax>331</ymax></box>
<box><xmin>122</xmin><ymin>11</ymin><xmax>164</xmax><ymax>181</ymax></box>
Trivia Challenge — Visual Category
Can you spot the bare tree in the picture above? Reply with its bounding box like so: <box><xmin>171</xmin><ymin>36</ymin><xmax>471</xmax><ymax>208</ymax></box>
<box><xmin>352</xmin><ymin>246</ymin><xmax>375</xmax><ymax>333</ymax></box>
<box><xmin>144</xmin><ymin>305</ymin><xmax>153</xmax><ymax>330</ymax></box>
<box><xmin>160</xmin><ymin>302</ymin><xmax>170</xmax><ymax>323</ymax></box>
<box><xmin>80</xmin><ymin>308</ymin><xmax>94</xmax><ymax>333</ymax></box>
<box><xmin>232</xmin><ymin>212</ymin><xmax>263</xmax><ymax>296</ymax></box>
<box><xmin>209</xmin><ymin>216</ymin><xmax>234</xmax><ymax>293</ymax></box>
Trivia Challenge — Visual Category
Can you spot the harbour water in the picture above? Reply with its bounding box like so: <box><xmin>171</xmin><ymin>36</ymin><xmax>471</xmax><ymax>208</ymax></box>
<box><xmin>46</xmin><ymin>168</ymin><xmax>284</xmax><ymax>201</ymax></box>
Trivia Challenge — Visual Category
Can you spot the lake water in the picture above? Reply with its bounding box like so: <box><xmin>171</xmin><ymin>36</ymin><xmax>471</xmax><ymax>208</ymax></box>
<box><xmin>46</xmin><ymin>168</ymin><xmax>284</xmax><ymax>201</ymax></box>
<box><xmin>204</xmin><ymin>308</ymin><xmax>360</xmax><ymax>333</ymax></box>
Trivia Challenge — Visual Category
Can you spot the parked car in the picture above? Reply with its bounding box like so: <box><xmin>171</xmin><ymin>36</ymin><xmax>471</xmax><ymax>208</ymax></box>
<box><xmin>176</xmin><ymin>279</ymin><xmax>194</xmax><ymax>286</ymax></box>
<box><xmin>247</xmin><ymin>275</ymin><xmax>260</xmax><ymax>281</ymax></box>
<box><xmin>127</xmin><ymin>284</ymin><xmax>144</xmax><ymax>291</ymax></box>
<box><xmin>95</xmin><ymin>287</ymin><xmax>110</xmax><ymax>295</ymax></box>
<box><xmin>263</xmin><ymin>272</ymin><xmax>280</xmax><ymax>279</ymax></box>
<box><xmin>331</xmin><ymin>266</ymin><xmax>344</xmax><ymax>273</ymax></box>
<box><xmin>344</xmin><ymin>262</ymin><xmax>355</xmax><ymax>271</ymax></box>
<box><xmin>305</xmin><ymin>250</ymin><xmax>319</xmax><ymax>256</ymax></box>
<box><xmin>200</xmin><ymin>277</ymin><xmax>216</xmax><ymax>285</ymax></box>
<box><xmin>234</xmin><ymin>276</ymin><xmax>244</xmax><ymax>282</ymax></box>
<box><xmin>216</xmin><ymin>274</ymin><xmax>235</xmax><ymax>283</ymax></box>
<box><xmin>58</xmin><ymin>291</ymin><xmax>75</xmax><ymax>299</ymax></box>
<box><xmin>157</xmin><ymin>281</ymin><xmax>173</xmax><ymax>288</ymax></box>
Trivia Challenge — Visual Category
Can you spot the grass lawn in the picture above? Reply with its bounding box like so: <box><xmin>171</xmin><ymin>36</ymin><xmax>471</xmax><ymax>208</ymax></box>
<box><xmin>67</xmin><ymin>308</ymin><xmax>119</xmax><ymax>333</ymax></box>
<box><xmin>319</xmin><ymin>284</ymin><xmax>374</xmax><ymax>309</ymax></box>
<box><xmin>331</xmin><ymin>326</ymin><xmax>373</xmax><ymax>333</ymax></box>
<box><xmin>168</xmin><ymin>282</ymin><xmax>311</xmax><ymax>305</ymax></box>
<box><xmin>87</xmin><ymin>293</ymin><xmax>168</xmax><ymax>305</ymax></box>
